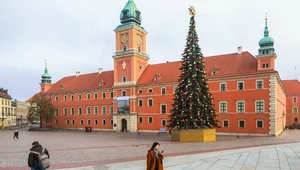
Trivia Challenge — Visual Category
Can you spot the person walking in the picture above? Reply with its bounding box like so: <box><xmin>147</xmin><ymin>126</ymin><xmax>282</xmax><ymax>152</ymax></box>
<box><xmin>147</xmin><ymin>142</ymin><xmax>164</xmax><ymax>170</ymax></box>
<box><xmin>28</xmin><ymin>141</ymin><xmax>50</xmax><ymax>170</ymax></box>
<box><xmin>13</xmin><ymin>130</ymin><xmax>19</xmax><ymax>139</ymax></box>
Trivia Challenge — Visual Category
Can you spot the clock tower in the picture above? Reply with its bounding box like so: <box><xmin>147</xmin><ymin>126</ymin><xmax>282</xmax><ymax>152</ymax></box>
<box><xmin>112</xmin><ymin>0</ymin><xmax>148</xmax><ymax>132</ymax></box>
<box><xmin>113</xmin><ymin>0</ymin><xmax>148</xmax><ymax>87</ymax></box>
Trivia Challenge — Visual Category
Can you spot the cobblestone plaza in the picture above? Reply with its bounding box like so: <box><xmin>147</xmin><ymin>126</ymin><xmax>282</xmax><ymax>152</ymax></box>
<box><xmin>1</xmin><ymin>128</ymin><xmax>300</xmax><ymax>169</ymax></box>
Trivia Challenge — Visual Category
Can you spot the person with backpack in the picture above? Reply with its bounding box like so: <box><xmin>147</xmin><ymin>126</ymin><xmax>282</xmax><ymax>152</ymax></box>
<box><xmin>28</xmin><ymin>141</ymin><xmax>50</xmax><ymax>170</ymax></box>
<box><xmin>147</xmin><ymin>142</ymin><xmax>164</xmax><ymax>170</ymax></box>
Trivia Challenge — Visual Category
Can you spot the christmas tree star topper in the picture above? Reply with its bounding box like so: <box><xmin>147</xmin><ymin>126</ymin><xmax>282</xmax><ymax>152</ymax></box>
<box><xmin>189</xmin><ymin>6</ymin><xmax>196</xmax><ymax>16</ymax></box>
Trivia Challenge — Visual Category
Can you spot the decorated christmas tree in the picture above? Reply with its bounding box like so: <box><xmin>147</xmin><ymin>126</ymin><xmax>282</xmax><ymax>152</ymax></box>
<box><xmin>168</xmin><ymin>7</ymin><xmax>219</xmax><ymax>130</ymax></box>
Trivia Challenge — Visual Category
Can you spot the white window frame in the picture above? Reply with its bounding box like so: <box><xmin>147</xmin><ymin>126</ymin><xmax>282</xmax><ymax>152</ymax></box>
<box><xmin>71</xmin><ymin>94</ymin><xmax>74</xmax><ymax>101</ymax></box>
<box><xmin>292</xmin><ymin>107</ymin><xmax>298</xmax><ymax>114</ymax></box>
<box><xmin>78</xmin><ymin>107</ymin><xmax>82</xmax><ymax>115</ymax></box>
<box><xmin>110</xmin><ymin>105</ymin><xmax>113</xmax><ymax>114</ymax></box>
<box><xmin>161</xmin><ymin>119</ymin><xmax>166</xmax><ymax>126</ymax></box>
<box><xmin>78</xmin><ymin>94</ymin><xmax>82</xmax><ymax>100</ymax></box>
<box><xmin>222</xmin><ymin>119</ymin><xmax>229</xmax><ymax>128</ymax></box>
<box><xmin>87</xmin><ymin>119</ymin><xmax>91</xmax><ymax>125</ymax></box>
<box><xmin>255</xmin><ymin>100</ymin><xmax>264</xmax><ymax>113</ymax></box>
<box><xmin>102</xmin><ymin>92</ymin><xmax>106</xmax><ymax>99</ymax></box>
<box><xmin>55</xmin><ymin>107</ymin><xmax>59</xmax><ymax>115</ymax></box>
<box><xmin>122</xmin><ymin>75</ymin><xmax>127</xmax><ymax>82</ymax></box>
<box><xmin>55</xmin><ymin>95</ymin><xmax>58</xmax><ymax>101</ymax></box>
<box><xmin>80</xmin><ymin>119</ymin><xmax>84</xmax><ymax>125</ymax></box>
<box><xmin>66</xmin><ymin>119</ymin><xmax>70</xmax><ymax>125</ymax></box>
<box><xmin>64</xmin><ymin>95</ymin><xmax>67</xmax><ymax>101</ymax></box>
<box><xmin>72</xmin><ymin>119</ymin><xmax>75</xmax><ymax>125</ymax></box>
<box><xmin>102</xmin><ymin>119</ymin><xmax>106</xmax><ymax>125</ymax></box>
<box><xmin>94</xmin><ymin>106</ymin><xmax>99</xmax><ymax>115</ymax></box>
<box><xmin>148</xmin><ymin>116</ymin><xmax>153</xmax><ymax>123</ymax></box>
<box><xmin>160</xmin><ymin>103</ymin><xmax>167</xmax><ymax>114</ymax></box>
<box><xmin>236</xmin><ymin>100</ymin><xmax>245</xmax><ymax>113</ymax></box>
<box><xmin>94</xmin><ymin>119</ymin><xmax>98</xmax><ymax>125</ymax></box>
<box><xmin>173</xmin><ymin>86</ymin><xmax>177</xmax><ymax>94</ymax></box>
<box><xmin>87</xmin><ymin>93</ymin><xmax>91</xmax><ymax>99</ymax></box>
<box><xmin>110</xmin><ymin>119</ymin><xmax>113</xmax><ymax>125</ymax></box>
<box><xmin>293</xmin><ymin>97</ymin><xmax>297</xmax><ymax>103</ymax></box>
<box><xmin>237</xmin><ymin>81</ymin><xmax>244</xmax><ymax>90</ymax></box>
<box><xmin>219</xmin><ymin>101</ymin><xmax>227</xmax><ymax>113</ymax></box>
<box><xmin>102</xmin><ymin>105</ymin><xmax>107</xmax><ymax>114</ymax></box>
<box><xmin>148</xmin><ymin>88</ymin><xmax>153</xmax><ymax>93</ymax></box>
<box><xmin>238</xmin><ymin>119</ymin><xmax>245</xmax><ymax>128</ymax></box>
<box><xmin>220</xmin><ymin>82</ymin><xmax>226</xmax><ymax>91</ymax></box>
<box><xmin>138</xmin><ymin>99</ymin><xmax>143</xmax><ymax>107</ymax></box>
<box><xmin>122</xmin><ymin>90</ymin><xmax>126</xmax><ymax>96</ymax></box>
<box><xmin>86</xmin><ymin>106</ymin><xmax>91</xmax><ymax>115</ymax></box>
<box><xmin>110</xmin><ymin>91</ymin><xmax>114</xmax><ymax>98</ymax></box>
<box><xmin>138</xmin><ymin>116</ymin><xmax>143</xmax><ymax>123</ymax></box>
<box><xmin>94</xmin><ymin>93</ymin><xmax>98</xmax><ymax>99</ymax></box>
<box><xmin>63</xmin><ymin>107</ymin><xmax>68</xmax><ymax>115</ymax></box>
<box><xmin>161</xmin><ymin>87</ymin><xmax>166</xmax><ymax>95</ymax></box>
<box><xmin>138</xmin><ymin>89</ymin><xmax>143</xmax><ymax>94</ymax></box>
<box><xmin>256</xmin><ymin>119</ymin><xmax>264</xmax><ymax>128</ymax></box>
<box><xmin>256</xmin><ymin>79</ymin><xmax>264</xmax><ymax>89</ymax></box>
<box><xmin>55</xmin><ymin>119</ymin><xmax>58</xmax><ymax>124</ymax></box>
<box><xmin>148</xmin><ymin>98</ymin><xmax>153</xmax><ymax>107</ymax></box>
<box><xmin>70</xmin><ymin>107</ymin><xmax>75</xmax><ymax>115</ymax></box>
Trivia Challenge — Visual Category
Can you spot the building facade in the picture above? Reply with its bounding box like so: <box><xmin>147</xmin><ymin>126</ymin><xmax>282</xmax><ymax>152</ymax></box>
<box><xmin>12</xmin><ymin>100</ymin><xmax>29</xmax><ymax>126</ymax></box>
<box><xmin>282</xmin><ymin>80</ymin><xmax>300</xmax><ymax>127</ymax></box>
<box><xmin>0</xmin><ymin>88</ymin><xmax>16</xmax><ymax>128</ymax></box>
<box><xmin>29</xmin><ymin>0</ymin><xmax>290</xmax><ymax>136</ymax></box>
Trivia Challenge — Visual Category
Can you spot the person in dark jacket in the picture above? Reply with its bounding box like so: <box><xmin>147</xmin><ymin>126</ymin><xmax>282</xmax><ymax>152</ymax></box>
<box><xmin>28</xmin><ymin>141</ymin><xmax>50</xmax><ymax>170</ymax></box>
<box><xmin>13</xmin><ymin>130</ymin><xmax>19</xmax><ymax>139</ymax></box>
<box><xmin>147</xmin><ymin>142</ymin><xmax>164</xmax><ymax>170</ymax></box>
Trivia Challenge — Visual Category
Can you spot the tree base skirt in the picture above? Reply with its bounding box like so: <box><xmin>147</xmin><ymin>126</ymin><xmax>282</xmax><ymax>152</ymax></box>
<box><xmin>171</xmin><ymin>129</ymin><xmax>216</xmax><ymax>142</ymax></box>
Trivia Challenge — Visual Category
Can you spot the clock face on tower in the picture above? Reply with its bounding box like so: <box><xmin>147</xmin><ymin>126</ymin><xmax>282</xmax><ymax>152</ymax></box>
<box><xmin>121</xmin><ymin>34</ymin><xmax>128</xmax><ymax>43</ymax></box>
<box><xmin>137</xmin><ymin>34</ymin><xmax>142</xmax><ymax>45</ymax></box>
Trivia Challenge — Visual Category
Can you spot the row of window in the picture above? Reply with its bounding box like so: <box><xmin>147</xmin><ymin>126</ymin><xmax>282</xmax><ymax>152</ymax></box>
<box><xmin>1</xmin><ymin>99</ymin><xmax>11</xmax><ymax>106</ymax></box>
<box><xmin>222</xmin><ymin>119</ymin><xmax>264</xmax><ymax>128</ymax></box>
<box><xmin>55</xmin><ymin>118</ymin><xmax>168</xmax><ymax>126</ymax></box>
<box><xmin>1</xmin><ymin>107</ymin><xmax>14</xmax><ymax>115</ymax></box>
<box><xmin>53</xmin><ymin>91</ymin><xmax>114</xmax><ymax>102</ymax></box>
<box><xmin>57</xmin><ymin>105</ymin><xmax>114</xmax><ymax>115</ymax></box>
<box><xmin>219</xmin><ymin>100</ymin><xmax>265</xmax><ymax>113</ymax></box>
<box><xmin>137</xmin><ymin>99</ymin><xmax>167</xmax><ymax>113</ymax></box>
<box><xmin>220</xmin><ymin>80</ymin><xmax>264</xmax><ymax>91</ymax></box>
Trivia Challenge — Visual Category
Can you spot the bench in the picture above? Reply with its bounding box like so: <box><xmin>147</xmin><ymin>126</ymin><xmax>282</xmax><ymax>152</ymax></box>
<box><xmin>158</xmin><ymin>128</ymin><xmax>166</xmax><ymax>136</ymax></box>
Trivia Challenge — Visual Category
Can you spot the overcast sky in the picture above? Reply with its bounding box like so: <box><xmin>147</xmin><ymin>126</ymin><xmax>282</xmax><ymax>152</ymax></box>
<box><xmin>0</xmin><ymin>0</ymin><xmax>299</xmax><ymax>101</ymax></box>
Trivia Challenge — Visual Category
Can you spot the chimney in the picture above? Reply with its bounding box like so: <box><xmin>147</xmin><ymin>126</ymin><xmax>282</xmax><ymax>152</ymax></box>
<box><xmin>237</xmin><ymin>46</ymin><xmax>243</xmax><ymax>55</ymax></box>
<box><xmin>98</xmin><ymin>68</ymin><xmax>103</xmax><ymax>74</ymax></box>
<box><xmin>76</xmin><ymin>71</ymin><xmax>80</xmax><ymax>77</ymax></box>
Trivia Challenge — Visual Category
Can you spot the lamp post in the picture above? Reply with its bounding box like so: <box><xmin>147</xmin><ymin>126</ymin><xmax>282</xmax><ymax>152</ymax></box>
<box><xmin>1</xmin><ymin>112</ymin><xmax>5</xmax><ymax>130</ymax></box>
<box><xmin>21</xmin><ymin>115</ymin><xmax>23</xmax><ymax>127</ymax></box>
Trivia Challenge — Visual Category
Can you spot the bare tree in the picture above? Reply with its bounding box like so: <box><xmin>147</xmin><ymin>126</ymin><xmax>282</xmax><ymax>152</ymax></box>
<box><xmin>28</xmin><ymin>94</ymin><xmax>55</xmax><ymax>128</ymax></box>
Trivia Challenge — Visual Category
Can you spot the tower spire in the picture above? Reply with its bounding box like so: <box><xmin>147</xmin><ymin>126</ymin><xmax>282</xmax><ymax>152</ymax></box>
<box><xmin>264</xmin><ymin>13</ymin><xmax>269</xmax><ymax>37</ymax></box>
<box><xmin>41</xmin><ymin>60</ymin><xmax>52</xmax><ymax>84</ymax></box>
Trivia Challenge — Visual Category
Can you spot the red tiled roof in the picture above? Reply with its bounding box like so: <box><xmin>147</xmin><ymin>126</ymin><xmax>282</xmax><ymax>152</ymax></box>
<box><xmin>26</xmin><ymin>91</ymin><xmax>45</xmax><ymax>102</ymax></box>
<box><xmin>282</xmin><ymin>80</ymin><xmax>300</xmax><ymax>94</ymax></box>
<box><xmin>46</xmin><ymin>71</ymin><xmax>114</xmax><ymax>94</ymax></box>
<box><xmin>137</xmin><ymin>51</ymin><xmax>276</xmax><ymax>85</ymax></box>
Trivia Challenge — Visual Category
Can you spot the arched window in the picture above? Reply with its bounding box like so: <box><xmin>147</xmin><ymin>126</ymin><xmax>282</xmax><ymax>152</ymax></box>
<box><xmin>122</xmin><ymin>75</ymin><xmax>127</xmax><ymax>82</ymax></box>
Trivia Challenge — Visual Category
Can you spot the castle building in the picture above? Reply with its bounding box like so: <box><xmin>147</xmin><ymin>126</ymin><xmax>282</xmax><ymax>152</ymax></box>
<box><xmin>29</xmin><ymin>0</ymin><xmax>292</xmax><ymax>136</ymax></box>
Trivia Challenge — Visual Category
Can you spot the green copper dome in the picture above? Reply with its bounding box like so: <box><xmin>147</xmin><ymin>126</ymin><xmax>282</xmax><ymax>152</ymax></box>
<box><xmin>258</xmin><ymin>16</ymin><xmax>275</xmax><ymax>55</ymax></box>
<box><xmin>120</xmin><ymin>0</ymin><xmax>142</xmax><ymax>25</ymax></box>
<box><xmin>41</xmin><ymin>61</ymin><xmax>52</xmax><ymax>84</ymax></box>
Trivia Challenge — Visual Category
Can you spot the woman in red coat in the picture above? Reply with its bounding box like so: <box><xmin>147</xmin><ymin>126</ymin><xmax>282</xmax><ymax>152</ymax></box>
<box><xmin>147</xmin><ymin>142</ymin><xmax>164</xmax><ymax>170</ymax></box>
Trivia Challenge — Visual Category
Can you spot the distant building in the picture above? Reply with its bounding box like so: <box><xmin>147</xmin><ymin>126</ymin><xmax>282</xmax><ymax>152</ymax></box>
<box><xmin>0</xmin><ymin>88</ymin><xmax>16</xmax><ymax>127</ymax></box>
<box><xmin>28</xmin><ymin>0</ymin><xmax>295</xmax><ymax>136</ymax></box>
<box><xmin>12</xmin><ymin>100</ymin><xmax>29</xmax><ymax>125</ymax></box>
